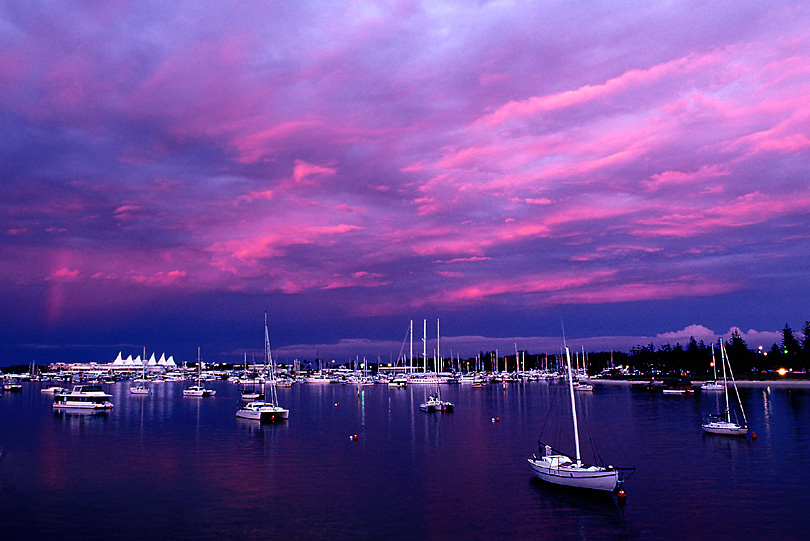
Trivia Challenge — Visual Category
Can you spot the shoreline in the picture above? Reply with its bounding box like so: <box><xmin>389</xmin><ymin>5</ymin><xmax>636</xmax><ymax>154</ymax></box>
<box><xmin>586</xmin><ymin>378</ymin><xmax>810</xmax><ymax>388</ymax></box>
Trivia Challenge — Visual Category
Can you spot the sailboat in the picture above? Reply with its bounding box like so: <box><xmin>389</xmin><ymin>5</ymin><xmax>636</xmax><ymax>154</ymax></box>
<box><xmin>130</xmin><ymin>356</ymin><xmax>152</xmax><ymax>395</ymax></box>
<box><xmin>700</xmin><ymin>345</ymin><xmax>724</xmax><ymax>391</ymax></box>
<box><xmin>701</xmin><ymin>342</ymin><xmax>747</xmax><ymax>436</ymax></box>
<box><xmin>240</xmin><ymin>354</ymin><xmax>265</xmax><ymax>400</ymax></box>
<box><xmin>183</xmin><ymin>347</ymin><xmax>216</xmax><ymax>397</ymax></box>
<box><xmin>528</xmin><ymin>346</ymin><xmax>632</xmax><ymax>492</ymax></box>
<box><xmin>235</xmin><ymin>312</ymin><xmax>288</xmax><ymax>422</ymax></box>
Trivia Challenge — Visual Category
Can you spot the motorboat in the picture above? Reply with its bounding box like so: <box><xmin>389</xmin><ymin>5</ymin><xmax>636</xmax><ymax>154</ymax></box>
<box><xmin>388</xmin><ymin>375</ymin><xmax>408</xmax><ymax>388</ymax></box>
<box><xmin>573</xmin><ymin>381</ymin><xmax>594</xmax><ymax>391</ymax></box>
<box><xmin>130</xmin><ymin>385</ymin><xmax>151</xmax><ymax>395</ymax></box>
<box><xmin>183</xmin><ymin>385</ymin><xmax>215</xmax><ymax>397</ymax></box>
<box><xmin>41</xmin><ymin>385</ymin><xmax>68</xmax><ymax>395</ymax></box>
<box><xmin>420</xmin><ymin>393</ymin><xmax>453</xmax><ymax>413</ymax></box>
<box><xmin>3</xmin><ymin>380</ymin><xmax>23</xmax><ymax>392</ymax></box>
<box><xmin>241</xmin><ymin>389</ymin><xmax>264</xmax><ymax>400</ymax></box>
<box><xmin>52</xmin><ymin>385</ymin><xmax>113</xmax><ymax>410</ymax></box>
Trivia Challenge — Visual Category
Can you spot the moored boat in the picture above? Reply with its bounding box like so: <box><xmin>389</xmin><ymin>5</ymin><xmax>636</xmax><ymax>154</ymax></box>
<box><xmin>702</xmin><ymin>343</ymin><xmax>748</xmax><ymax>436</ymax></box>
<box><xmin>53</xmin><ymin>385</ymin><xmax>113</xmax><ymax>410</ymax></box>
<box><xmin>235</xmin><ymin>400</ymin><xmax>288</xmax><ymax>422</ymax></box>
<box><xmin>130</xmin><ymin>385</ymin><xmax>151</xmax><ymax>395</ymax></box>
<box><xmin>527</xmin><ymin>345</ymin><xmax>633</xmax><ymax>492</ymax></box>
<box><xmin>183</xmin><ymin>385</ymin><xmax>215</xmax><ymax>397</ymax></box>
<box><xmin>41</xmin><ymin>385</ymin><xmax>68</xmax><ymax>395</ymax></box>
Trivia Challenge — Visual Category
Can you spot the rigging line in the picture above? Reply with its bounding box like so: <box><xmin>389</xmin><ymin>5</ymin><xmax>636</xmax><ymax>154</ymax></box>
<box><xmin>589</xmin><ymin>390</ymin><xmax>634</xmax><ymax>469</ymax></box>
<box><xmin>537</xmin><ymin>381</ymin><xmax>560</xmax><ymax>443</ymax></box>
<box><xmin>579</xmin><ymin>394</ymin><xmax>601</xmax><ymax>465</ymax></box>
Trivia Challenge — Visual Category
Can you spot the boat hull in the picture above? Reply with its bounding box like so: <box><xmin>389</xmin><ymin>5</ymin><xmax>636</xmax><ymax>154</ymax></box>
<box><xmin>53</xmin><ymin>401</ymin><xmax>113</xmax><ymax>410</ymax></box>
<box><xmin>527</xmin><ymin>458</ymin><xmax>618</xmax><ymax>492</ymax></box>
<box><xmin>702</xmin><ymin>421</ymin><xmax>748</xmax><ymax>436</ymax></box>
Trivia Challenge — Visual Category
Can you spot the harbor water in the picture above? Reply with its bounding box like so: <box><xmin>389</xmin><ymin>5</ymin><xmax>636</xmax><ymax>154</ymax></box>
<box><xmin>1</xmin><ymin>380</ymin><xmax>809</xmax><ymax>539</ymax></box>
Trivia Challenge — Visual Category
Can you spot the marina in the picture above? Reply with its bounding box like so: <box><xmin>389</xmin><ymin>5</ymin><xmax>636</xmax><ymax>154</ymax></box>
<box><xmin>1</xmin><ymin>376</ymin><xmax>809</xmax><ymax>539</ymax></box>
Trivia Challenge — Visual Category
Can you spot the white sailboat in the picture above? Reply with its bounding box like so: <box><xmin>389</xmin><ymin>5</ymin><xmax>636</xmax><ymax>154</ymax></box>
<box><xmin>702</xmin><ymin>342</ymin><xmax>747</xmax><ymax>436</ymax></box>
<box><xmin>528</xmin><ymin>346</ymin><xmax>631</xmax><ymax>492</ymax></box>
<box><xmin>130</xmin><ymin>358</ymin><xmax>152</xmax><ymax>395</ymax></box>
<box><xmin>236</xmin><ymin>312</ymin><xmax>288</xmax><ymax>422</ymax></box>
<box><xmin>700</xmin><ymin>344</ymin><xmax>724</xmax><ymax>391</ymax></box>
<box><xmin>183</xmin><ymin>347</ymin><xmax>216</xmax><ymax>397</ymax></box>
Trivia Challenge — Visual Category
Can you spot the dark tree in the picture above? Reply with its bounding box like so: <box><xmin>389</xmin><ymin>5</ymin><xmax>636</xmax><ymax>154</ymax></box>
<box><xmin>781</xmin><ymin>323</ymin><xmax>801</xmax><ymax>368</ymax></box>
<box><xmin>725</xmin><ymin>329</ymin><xmax>753</xmax><ymax>373</ymax></box>
<box><xmin>802</xmin><ymin>321</ymin><xmax>810</xmax><ymax>367</ymax></box>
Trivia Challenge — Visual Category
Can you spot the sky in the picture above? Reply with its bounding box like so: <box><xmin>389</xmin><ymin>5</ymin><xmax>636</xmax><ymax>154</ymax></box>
<box><xmin>2</xmin><ymin>1</ymin><xmax>809</xmax><ymax>366</ymax></box>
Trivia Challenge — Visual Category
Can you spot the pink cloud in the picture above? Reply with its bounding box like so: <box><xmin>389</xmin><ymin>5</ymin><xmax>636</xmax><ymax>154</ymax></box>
<box><xmin>477</xmin><ymin>52</ymin><xmax>723</xmax><ymax>126</ymax></box>
<box><xmin>130</xmin><ymin>270</ymin><xmax>187</xmax><ymax>286</ymax></box>
<box><xmin>642</xmin><ymin>164</ymin><xmax>731</xmax><ymax>192</ymax></box>
<box><xmin>237</xmin><ymin>190</ymin><xmax>275</xmax><ymax>204</ymax></box>
<box><xmin>46</xmin><ymin>268</ymin><xmax>80</xmax><ymax>282</ymax></box>
<box><xmin>547</xmin><ymin>276</ymin><xmax>740</xmax><ymax>305</ymax></box>
<box><xmin>292</xmin><ymin>160</ymin><xmax>337</xmax><ymax>183</ymax></box>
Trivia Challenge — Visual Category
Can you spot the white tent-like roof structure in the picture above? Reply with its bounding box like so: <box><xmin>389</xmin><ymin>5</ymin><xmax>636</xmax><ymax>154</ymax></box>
<box><xmin>108</xmin><ymin>352</ymin><xmax>178</xmax><ymax>371</ymax></box>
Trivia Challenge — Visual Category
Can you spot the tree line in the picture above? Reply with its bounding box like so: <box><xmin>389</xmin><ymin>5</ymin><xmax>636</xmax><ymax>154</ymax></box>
<box><xmin>621</xmin><ymin>321</ymin><xmax>810</xmax><ymax>377</ymax></box>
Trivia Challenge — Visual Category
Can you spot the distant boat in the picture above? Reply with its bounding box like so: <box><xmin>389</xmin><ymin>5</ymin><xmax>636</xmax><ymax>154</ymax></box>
<box><xmin>184</xmin><ymin>347</ymin><xmax>216</xmax><ymax>397</ymax></box>
<box><xmin>388</xmin><ymin>374</ymin><xmax>407</xmax><ymax>388</ymax></box>
<box><xmin>419</xmin><ymin>394</ymin><xmax>441</xmax><ymax>412</ymax></box>
<box><xmin>41</xmin><ymin>385</ymin><xmax>67</xmax><ymax>395</ymax></box>
<box><xmin>241</xmin><ymin>389</ymin><xmax>264</xmax><ymax>400</ymax></box>
<box><xmin>701</xmin><ymin>345</ymin><xmax>724</xmax><ymax>391</ymax></box>
<box><xmin>419</xmin><ymin>376</ymin><xmax>453</xmax><ymax>413</ymax></box>
<box><xmin>131</xmin><ymin>362</ymin><xmax>151</xmax><ymax>395</ymax></box>
<box><xmin>240</xmin><ymin>354</ymin><xmax>265</xmax><ymax>400</ymax></box>
<box><xmin>528</xmin><ymin>346</ymin><xmax>633</xmax><ymax>492</ymax></box>
<box><xmin>573</xmin><ymin>380</ymin><xmax>594</xmax><ymax>392</ymax></box>
<box><xmin>3</xmin><ymin>379</ymin><xmax>23</xmax><ymax>392</ymax></box>
<box><xmin>702</xmin><ymin>343</ymin><xmax>748</xmax><ymax>436</ymax></box>
<box><xmin>662</xmin><ymin>378</ymin><xmax>693</xmax><ymax>394</ymax></box>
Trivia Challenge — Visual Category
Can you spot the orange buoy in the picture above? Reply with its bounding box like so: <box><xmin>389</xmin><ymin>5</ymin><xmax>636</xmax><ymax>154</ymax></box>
<box><xmin>617</xmin><ymin>487</ymin><xmax>627</xmax><ymax>506</ymax></box>
<box><xmin>752</xmin><ymin>432</ymin><xmax>757</xmax><ymax>440</ymax></box>
<box><xmin>496</xmin><ymin>417</ymin><xmax>500</xmax><ymax>423</ymax></box>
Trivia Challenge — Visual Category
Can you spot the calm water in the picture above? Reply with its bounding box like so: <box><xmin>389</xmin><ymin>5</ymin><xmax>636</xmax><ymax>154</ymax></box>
<box><xmin>1</xmin><ymin>380</ymin><xmax>809</xmax><ymax>539</ymax></box>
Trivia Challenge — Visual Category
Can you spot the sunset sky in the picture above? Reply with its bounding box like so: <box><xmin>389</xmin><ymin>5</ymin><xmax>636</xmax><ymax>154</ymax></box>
<box><xmin>2</xmin><ymin>1</ymin><xmax>809</xmax><ymax>365</ymax></box>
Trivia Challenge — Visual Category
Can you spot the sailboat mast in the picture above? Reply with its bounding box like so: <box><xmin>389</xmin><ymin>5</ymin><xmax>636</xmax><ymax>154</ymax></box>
<box><xmin>711</xmin><ymin>344</ymin><xmax>718</xmax><ymax>381</ymax></box>
<box><xmin>564</xmin><ymin>346</ymin><xmax>582</xmax><ymax>466</ymax></box>
<box><xmin>409</xmin><ymin>319</ymin><xmax>413</xmax><ymax>373</ymax></box>
<box><xmin>721</xmin><ymin>341</ymin><xmax>731</xmax><ymax>423</ymax></box>
<box><xmin>423</xmin><ymin>319</ymin><xmax>427</xmax><ymax>372</ymax></box>
<box><xmin>723</xmin><ymin>342</ymin><xmax>748</xmax><ymax>425</ymax></box>
<box><xmin>437</xmin><ymin>319</ymin><xmax>440</xmax><ymax>373</ymax></box>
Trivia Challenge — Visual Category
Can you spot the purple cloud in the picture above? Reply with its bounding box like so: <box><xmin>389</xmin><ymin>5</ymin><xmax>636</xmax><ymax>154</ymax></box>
<box><xmin>2</xmin><ymin>1</ymin><xmax>810</xmax><ymax>364</ymax></box>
